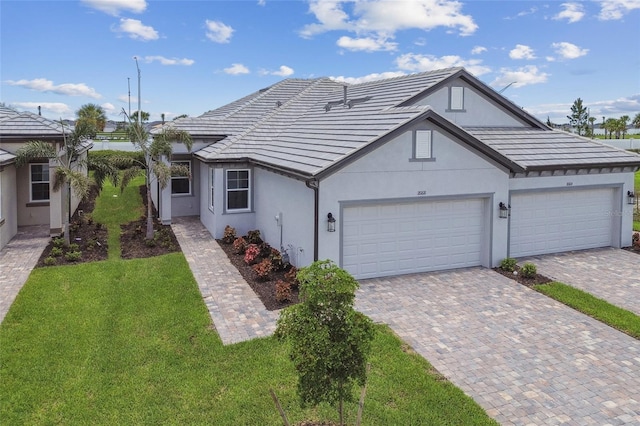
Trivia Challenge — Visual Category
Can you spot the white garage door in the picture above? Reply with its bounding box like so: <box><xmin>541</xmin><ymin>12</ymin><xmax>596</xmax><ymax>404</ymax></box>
<box><xmin>509</xmin><ymin>188</ymin><xmax>614</xmax><ymax>258</ymax></box>
<box><xmin>342</xmin><ymin>198</ymin><xmax>485</xmax><ymax>279</ymax></box>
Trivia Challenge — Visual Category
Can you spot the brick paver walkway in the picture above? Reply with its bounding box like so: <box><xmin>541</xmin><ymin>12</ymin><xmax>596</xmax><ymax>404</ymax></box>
<box><xmin>171</xmin><ymin>217</ymin><xmax>278</xmax><ymax>344</ymax></box>
<box><xmin>356</xmin><ymin>268</ymin><xmax>640</xmax><ymax>425</ymax></box>
<box><xmin>521</xmin><ymin>248</ymin><xmax>640</xmax><ymax>316</ymax></box>
<box><xmin>0</xmin><ymin>225</ymin><xmax>49</xmax><ymax>323</ymax></box>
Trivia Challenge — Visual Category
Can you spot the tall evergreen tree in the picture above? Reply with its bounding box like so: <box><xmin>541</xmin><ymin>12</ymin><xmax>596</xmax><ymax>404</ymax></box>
<box><xmin>567</xmin><ymin>98</ymin><xmax>589</xmax><ymax>136</ymax></box>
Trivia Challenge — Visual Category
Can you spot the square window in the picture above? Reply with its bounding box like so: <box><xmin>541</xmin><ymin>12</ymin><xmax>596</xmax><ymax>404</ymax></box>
<box><xmin>30</xmin><ymin>163</ymin><xmax>50</xmax><ymax>201</ymax></box>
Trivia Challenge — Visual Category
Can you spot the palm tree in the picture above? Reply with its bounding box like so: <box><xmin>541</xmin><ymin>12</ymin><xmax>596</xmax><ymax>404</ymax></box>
<box><xmin>604</xmin><ymin>118</ymin><xmax>618</xmax><ymax>139</ymax></box>
<box><xmin>633</xmin><ymin>112</ymin><xmax>640</xmax><ymax>129</ymax></box>
<box><xmin>76</xmin><ymin>103</ymin><xmax>107</xmax><ymax>138</ymax></box>
<box><xmin>15</xmin><ymin>121</ymin><xmax>93</xmax><ymax>246</ymax></box>
<box><xmin>587</xmin><ymin>116</ymin><xmax>596</xmax><ymax>138</ymax></box>
<box><xmin>619</xmin><ymin>115</ymin><xmax>630</xmax><ymax>139</ymax></box>
<box><xmin>131</xmin><ymin>110</ymin><xmax>150</xmax><ymax>123</ymax></box>
<box><xmin>117</xmin><ymin>111</ymin><xmax>192</xmax><ymax>240</ymax></box>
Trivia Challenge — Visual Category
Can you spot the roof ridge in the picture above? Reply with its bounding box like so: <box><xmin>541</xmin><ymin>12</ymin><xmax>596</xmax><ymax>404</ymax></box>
<box><xmin>345</xmin><ymin>67</ymin><xmax>462</xmax><ymax>89</ymax></box>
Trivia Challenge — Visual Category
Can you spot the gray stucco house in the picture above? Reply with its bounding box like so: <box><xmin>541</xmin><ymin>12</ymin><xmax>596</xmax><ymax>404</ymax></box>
<box><xmin>156</xmin><ymin>67</ymin><xmax>640</xmax><ymax>279</ymax></box>
<box><xmin>0</xmin><ymin>107</ymin><xmax>90</xmax><ymax>250</ymax></box>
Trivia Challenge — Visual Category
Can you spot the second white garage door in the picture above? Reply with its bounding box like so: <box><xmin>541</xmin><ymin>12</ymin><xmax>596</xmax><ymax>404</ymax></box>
<box><xmin>342</xmin><ymin>198</ymin><xmax>486</xmax><ymax>279</ymax></box>
<box><xmin>509</xmin><ymin>187</ymin><xmax>614</xmax><ymax>258</ymax></box>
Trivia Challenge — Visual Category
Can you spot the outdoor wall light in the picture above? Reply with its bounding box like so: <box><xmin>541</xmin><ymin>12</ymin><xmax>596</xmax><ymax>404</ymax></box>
<box><xmin>499</xmin><ymin>202</ymin><xmax>509</xmax><ymax>219</ymax></box>
<box><xmin>628</xmin><ymin>191</ymin><xmax>636</xmax><ymax>205</ymax></box>
<box><xmin>327</xmin><ymin>212</ymin><xmax>336</xmax><ymax>232</ymax></box>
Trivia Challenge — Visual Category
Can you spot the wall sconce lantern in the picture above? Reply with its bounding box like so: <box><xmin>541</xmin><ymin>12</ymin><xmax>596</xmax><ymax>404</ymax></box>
<box><xmin>499</xmin><ymin>202</ymin><xmax>509</xmax><ymax>219</ymax></box>
<box><xmin>628</xmin><ymin>191</ymin><xmax>636</xmax><ymax>205</ymax></box>
<box><xmin>327</xmin><ymin>212</ymin><xmax>336</xmax><ymax>232</ymax></box>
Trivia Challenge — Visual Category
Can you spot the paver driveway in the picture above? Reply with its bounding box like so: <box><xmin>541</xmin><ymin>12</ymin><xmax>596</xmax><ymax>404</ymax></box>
<box><xmin>522</xmin><ymin>248</ymin><xmax>640</xmax><ymax>316</ymax></box>
<box><xmin>355</xmin><ymin>268</ymin><xmax>640</xmax><ymax>425</ymax></box>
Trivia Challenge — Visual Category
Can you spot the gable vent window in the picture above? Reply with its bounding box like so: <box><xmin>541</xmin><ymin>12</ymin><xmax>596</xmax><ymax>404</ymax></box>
<box><xmin>413</xmin><ymin>130</ymin><xmax>434</xmax><ymax>161</ymax></box>
<box><xmin>449</xmin><ymin>86</ymin><xmax>465</xmax><ymax>111</ymax></box>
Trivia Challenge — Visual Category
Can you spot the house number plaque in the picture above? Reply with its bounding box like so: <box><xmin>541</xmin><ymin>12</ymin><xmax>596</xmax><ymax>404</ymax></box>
<box><xmin>417</xmin><ymin>191</ymin><xmax>426</xmax><ymax>195</ymax></box>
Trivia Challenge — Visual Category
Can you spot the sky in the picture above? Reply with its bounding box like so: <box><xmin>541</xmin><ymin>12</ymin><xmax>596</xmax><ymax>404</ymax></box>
<box><xmin>1</xmin><ymin>0</ymin><xmax>639</xmax><ymax>125</ymax></box>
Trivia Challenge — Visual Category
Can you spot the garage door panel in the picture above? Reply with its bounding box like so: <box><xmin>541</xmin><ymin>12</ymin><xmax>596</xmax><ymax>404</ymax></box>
<box><xmin>510</xmin><ymin>188</ymin><xmax>613</xmax><ymax>258</ymax></box>
<box><xmin>343</xmin><ymin>198</ymin><xmax>485</xmax><ymax>279</ymax></box>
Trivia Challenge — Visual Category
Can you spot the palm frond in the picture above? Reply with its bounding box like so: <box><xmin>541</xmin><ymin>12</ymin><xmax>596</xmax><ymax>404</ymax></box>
<box><xmin>156</xmin><ymin>127</ymin><xmax>193</xmax><ymax>152</ymax></box>
<box><xmin>15</xmin><ymin>141</ymin><xmax>56</xmax><ymax>167</ymax></box>
<box><xmin>52</xmin><ymin>168</ymin><xmax>90</xmax><ymax>198</ymax></box>
<box><xmin>120</xmin><ymin>167</ymin><xmax>142</xmax><ymax>193</ymax></box>
<box><xmin>88</xmin><ymin>156</ymin><xmax>120</xmax><ymax>190</ymax></box>
<box><xmin>153</xmin><ymin>161</ymin><xmax>172</xmax><ymax>189</ymax></box>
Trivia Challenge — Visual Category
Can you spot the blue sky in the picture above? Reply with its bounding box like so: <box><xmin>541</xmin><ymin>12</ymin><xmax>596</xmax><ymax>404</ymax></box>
<box><xmin>1</xmin><ymin>0</ymin><xmax>639</xmax><ymax>125</ymax></box>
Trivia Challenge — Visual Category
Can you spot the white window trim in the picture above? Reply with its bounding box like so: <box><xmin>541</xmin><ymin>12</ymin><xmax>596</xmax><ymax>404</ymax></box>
<box><xmin>411</xmin><ymin>130</ymin><xmax>435</xmax><ymax>161</ymax></box>
<box><xmin>449</xmin><ymin>86</ymin><xmax>465</xmax><ymax>111</ymax></box>
<box><xmin>225</xmin><ymin>169</ymin><xmax>251</xmax><ymax>213</ymax></box>
<box><xmin>209</xmin><ymin>166</ymin><xmax>215</xmax><ymax>213</ymax></box>
<box><xmin>171</xmin><ymin>160</ymin><xmax>191</xmax><ymax>196</ymax></box>
<box><xmin>29</xmin><ymin>163</ymin><xmax>50</xmax><ymax>202</ymax></box>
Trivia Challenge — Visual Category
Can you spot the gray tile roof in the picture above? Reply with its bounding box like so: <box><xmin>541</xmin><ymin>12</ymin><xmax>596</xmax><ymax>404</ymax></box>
<box><xmin>0</xmin><ymin>111</ymin><xmax>65</xmax><ymax>139</ymax></box>
<box><xmin>0</xmin><ymin>148</ymin><xmax>16</xmax><ymax>166</ymax></box>
<box><xmin>169</xmin><ymin>67</ymin><xmax>640</xmax><ymax>177</ymax></box>
<box><xmin>466</xmin><ymin>127</ymin><xmax>640</xmax><ymax>170</ymax></box>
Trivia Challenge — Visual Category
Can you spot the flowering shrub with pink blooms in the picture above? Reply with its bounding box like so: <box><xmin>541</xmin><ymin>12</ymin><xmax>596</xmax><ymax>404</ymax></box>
<box><xmin>244</xmin><ymin>244</ymin><xmax>260</xmax><ymax>264</ymax></box>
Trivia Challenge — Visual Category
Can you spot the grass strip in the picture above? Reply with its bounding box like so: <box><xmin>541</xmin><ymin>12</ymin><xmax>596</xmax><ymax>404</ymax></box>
<box><xmin>535</xmin><ymin>282</ymin><xmax>640</xmax><ymax>339</ymax></box>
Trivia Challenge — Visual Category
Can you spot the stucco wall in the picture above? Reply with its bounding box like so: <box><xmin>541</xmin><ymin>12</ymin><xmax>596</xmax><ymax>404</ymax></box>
<box><xmin>414</xmin><ymin>79</ymin><xmax>527</xmax><ymax>127</ymax></box>
<box><xmin>319</xmin><ymin>120</ymin><xmax>510</xmax><ymax>268</ymax></box>
<box><xmin>0</xmin><ymin>165</ymin><xmax>18</xmax><ymax>250</ymax></box>
<box><xmin>16</xmin><ymin>161</ymin><xmax>50</xmax><ymax>227</ymax></box>
<box><xmin>253</xmin><ymin>168</ymin><xmax>315</xmax><ymax>267</ymax></box>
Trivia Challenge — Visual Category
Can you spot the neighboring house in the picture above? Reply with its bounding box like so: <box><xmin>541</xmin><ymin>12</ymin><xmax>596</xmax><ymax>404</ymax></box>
<box><xmin>154</xmin><ymin>67</ymin><xmax>640</xmax><ymax>279</ymax></box>
<box><xmin>0</xmin><ymin>107</ymin><xmax>91</xmax><ymax>249</ymax></box>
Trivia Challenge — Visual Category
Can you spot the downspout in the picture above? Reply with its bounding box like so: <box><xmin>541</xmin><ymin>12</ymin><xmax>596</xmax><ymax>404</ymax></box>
<box><xmin>305</xmin><ymin>177</ymin><xmax>319</xmax><ymax>261</ymax></box>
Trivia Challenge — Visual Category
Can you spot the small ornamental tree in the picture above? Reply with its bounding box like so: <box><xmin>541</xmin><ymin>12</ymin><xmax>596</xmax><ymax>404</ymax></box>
<box><xmin>276</xmin><ymin>260</ymin><xmax>375</xmax><ymax>425</ymax></box>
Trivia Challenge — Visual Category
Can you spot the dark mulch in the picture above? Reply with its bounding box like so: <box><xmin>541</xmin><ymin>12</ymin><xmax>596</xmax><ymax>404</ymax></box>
<box><xmin>36</xmin><ymin>185</ymin><xmax>109</xmax><ymax>267</ymax></box>
<box><xmin>120</xmin><ymin>185</ymin><xmax>181</xmax><ymax>259</ymax></box>
<box><xmin>493</xmin><ymin>265</ymin><xmax>552</xmax><ymax>288</ymax></box>
<box><xmin>216</xmin><ymin>239</ymin><xmax>299</xmax><ymax>311</ymax></box>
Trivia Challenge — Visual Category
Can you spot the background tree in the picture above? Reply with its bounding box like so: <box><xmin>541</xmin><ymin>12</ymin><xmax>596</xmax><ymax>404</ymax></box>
<box><xmin>276</xmin><ymin>260</ymin><xmax>375</xmax><ymax>425</ymax></box>
<box><xmin>587</xmin><ymin>116</ymin><xmax>596</xmax><ymax>138</ymax></box>
<box><xmin>131</xmin><ymin>110</ymin><xmax>150</xmax><ymax>123</ymax></box>
<box><xmin>173</xmin><ymin>114</ymin><xmax>188</xmax><ymax>120</ymax></box>
<box><xmin>117</xmin><ymin>111</ymin><xmax>192</xmax><ymax>240</ymax></box>
<box><xmin>619</xmin><ymin>115</ymin><xmax>630</xmax><ymax>138</ymax></box>
<box><xmin>76</xmin><ymin>103</ymin><xmax>107</xmax><ymax>138</ymax></box>
<box><xmin>604</xmin><ymin>118</ymin><xmax>618</xmax><ymax>139</ymax></box>
<box><xmin>633</xmin><ymin>112</ymin><xmax>640</xmax><ymax>129</ymax></box>
<box><xmin>567</xmin><ymin>98</ymin><xmax>589</xmax><ymax>136</ymax></box>
<box><xmin>15</xmin><ymin>121</ymin><xmax>93</xmax><ymax>246</ymax></box>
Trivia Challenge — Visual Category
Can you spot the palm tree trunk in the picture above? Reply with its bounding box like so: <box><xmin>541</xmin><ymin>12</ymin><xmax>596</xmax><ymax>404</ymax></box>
<box><xmin>64</xmin><ymin>181</ymin><xmax>71</xmax><ymax>246</ymax></box>
<box><xmin>146</xmin><ymin>181</ymin><xmax>154</xmax><ymax>240</ymax></box>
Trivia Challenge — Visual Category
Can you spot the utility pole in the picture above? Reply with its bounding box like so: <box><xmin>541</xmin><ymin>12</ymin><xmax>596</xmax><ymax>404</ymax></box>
<box><xmin>127</xmin><ymin>77</ymin><xmax>131</xmax><ymax>118</ymax></box>
<box><xmin>134</xmin><ymin>56</ymin><xmax>141</xmax><ymax>125</ymax></box>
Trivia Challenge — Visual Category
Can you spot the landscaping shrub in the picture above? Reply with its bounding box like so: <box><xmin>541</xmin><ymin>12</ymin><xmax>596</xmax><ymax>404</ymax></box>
<box><xmin>50</xmin><ymin>247</ymin><xmax>63</xmax><ymax>257</ymax></box>
<box><xmin>64</xmin><ymin>251</ymin><xmax>82</xmax><ymax>262</ymax></box>
<box><xmin>285</xmin><ymin>266</ymin><xmax>299</xmax><ymax>288</ymax></box>
<box><xmin>500</xmin><ymin>257</ymin><xmax>517</xmax><ymax>272</ymax></box>
<box><xmin>232</xmin><ymin>237</ymin><xmax>248</xmax><ymax>254</ymax></box>
<box><xmin>521</xmin><ymin>262</ymin><xmax>537</xmax><ymax>278</ymax></box>
<box><xmin>269</xmin><ymin>247</ymin><xmax>285</xmax><ymax>271</ymax></box>
<box><xmin>244</xmin><ymin>244</ymin><xmax>260</xmax><ymax>264</ymax></box>
<box><xmin>44</xmin><ymin>256</ymin><xmax>57</xmax><ymax>266</ymax></box>
<box><xmin>275</xmin><ymin>279</ymin><xmax>292</xmax><ymax>302</ymax></box>
<box><xmin>53</xmin><ymin>237</ymin><xmax>65</xmax><ymax>248</ymax></box>
<box><xmin>222</xmin><ymin>225</ymin><xmax>236</xmax><ymax>244</ymax></box>
<box><xmin>252</xmin><ymin>259</ymin><xmax>272</xmax><ymax>280</ymax></box>
<box><xmin>246</xmin><ymin>229</ymin><xmax>262</xmax><ymax>244</ymax></box>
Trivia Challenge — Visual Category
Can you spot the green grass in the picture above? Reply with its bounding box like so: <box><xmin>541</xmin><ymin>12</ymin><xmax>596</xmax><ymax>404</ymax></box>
<box><xmin>0</xmin><ymin>181</ymin><xmax>496</xmax><ymax>425</ymax></box>
<box><xmin>535</xmin><ymin>282</ymin><xmax>640</xmax><ymax>339</ymax></box>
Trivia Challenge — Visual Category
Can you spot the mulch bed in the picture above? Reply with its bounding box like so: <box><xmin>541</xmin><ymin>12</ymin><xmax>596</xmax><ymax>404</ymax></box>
<box><xmin>36</xmin><ymin>185</ymin><xmax>109</xmax><ymax>267</ymax></box>
<box><xmin>493</xmin><ymin>265</ymin><xmax>552</xmax><ymax>288</ymax></box>
<box><xmin>120</xmin><ymin>185</ymin><xmax>181</xmax><ymax>259</ymax></box>
<box><xmin>216</xmin><ymin>239</ymin><xmax>299</xmax><ymax>311</ymax></box>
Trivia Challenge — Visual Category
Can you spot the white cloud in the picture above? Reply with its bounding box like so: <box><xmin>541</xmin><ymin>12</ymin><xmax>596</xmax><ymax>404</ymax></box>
<box><xmin>224</xmin><ymin>63</ymin><xmax>250</xmax><ymax>75</ymax></box>
<box><xmin>257</xmin><ymin>0</ymin><xmax>266</xmax><ymax>5</ymax></box>
<box><xmin>205</xmin><ymin>20</ymin><xmax>234</xmax><ymax>43</ymax></box>
<box><xmin>300</xmin><ymin>0</ymin><xmax>478</xmax><ymax>52</ymax></box>
<box><xmin>395</xmin><ymin>53</ymin><xmax>491</xmax><ymax>76</ymax></box>
<box><xmin>331</xmin><ymin>71</ymin><xmax>406</xmax><ymax>84</ymax></box>
<box><xmin>509</xmin><ymin>44</ymin><xmax>536</xmax><ymax>60</ymax></box>
<box><xmin>272</xmin><ymin>65</ymin><xmax>295</xmax><ymax>77</ymax></box>
<box><xmin>113</xmin><ymin>18</ymin><xmax>159</xmax><ymax>41</ymax></box>
<box><xmin>336</xmin><ymin>35</ymin><xmax>397</xmax><ymax>52</ymax></box>
<box><xmin>12</xmin><ymin>102</ymin><xmax>71</xmax><ymax>115</ymax></box>
<box><xmin>553</xmin><ymin>3</ymin><xmax>585</xmax><ymax>23</ymax></box>
<box><xmin>101</xmin><ymin>102</ymin><xmax>116</xmax><ymax>114</ymax></box>
<box><xmin>598</xmin><ymin>0</ymin><xmax>640</xmax><ymax>20</ymax></box>
<box><xmin>471</xmin><ymin>46</ymin><xmax>487</xmax><ymax>55</ymax></box>
<box><xmin>551</xmin><ymin>41</ymin><xmax>589</xmax><ymax>59</ymax></box>
<box><xmin>6</xmin><ymin>78</ymin><xmax>102</xmax><ymax>98</ymax></box>
<box><xmin>81</xmin><ymin>0</ymin><xmax>146</xmax><ymax>16</ymax></box>
<box><xmin>491</xmin><ymin>65</ymin><xmax>549</xmax><ymax>89</ymax></box>
<box><xmin>143</xmin><ymin>56</ymin><xmax>195</xmax><ymax>66</ymax></box>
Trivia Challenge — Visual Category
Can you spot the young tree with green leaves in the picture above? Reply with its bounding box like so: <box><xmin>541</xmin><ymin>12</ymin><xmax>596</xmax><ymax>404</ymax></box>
<box><xmin>567</xmin><ymin>98</ymin><xmax>589</xmax><ymax>136</ymax></box>
<box><xmin>15</xmin><ymin>121</ymin><xmax>93</xmax><ymax>246</ymax></box>
<box><xmin>276</xmin><ymin>260</ymin><xmax>375</xmax><ymax>425</ymax></box>
<box><xmin>117</xmin><ymin>111</ymin><xmax>192</xmax><ymax>240</ymax></box>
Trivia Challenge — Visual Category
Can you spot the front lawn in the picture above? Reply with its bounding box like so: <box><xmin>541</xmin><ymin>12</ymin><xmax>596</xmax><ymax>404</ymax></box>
<box><xmin>0</xmin><ymin>178</ymin><xmax>496</xmax><ymax>425</ymax></box>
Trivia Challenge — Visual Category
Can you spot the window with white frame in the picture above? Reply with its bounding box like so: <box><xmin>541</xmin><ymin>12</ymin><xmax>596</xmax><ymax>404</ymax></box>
<box><xmin>30</xmin><ymin>163</ymin><xmax>50</xmax><ymax>201</ymax></box>
<box><xmin>226</xmin><ymin>169</ymin><xmax>250</xmax><ymax>212</ymax></box>
<box><xmin>171</xmin><ymin>160</ymin><xmax>191</xmax><ymax>195</ymax></box>
<box><xmin>413</xmin><ymin>130</ymin><xmax>433</xmax><ymax>160</ymax></box>
<box><xmin>450</xmin><ymin>86</ymin><xmax>464</xmax><ymax>111</ymax></box>
<box><xmin>209</xmin><ymin>167</ymin><xmax>215</xmax><ymax>212</ymax></box>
